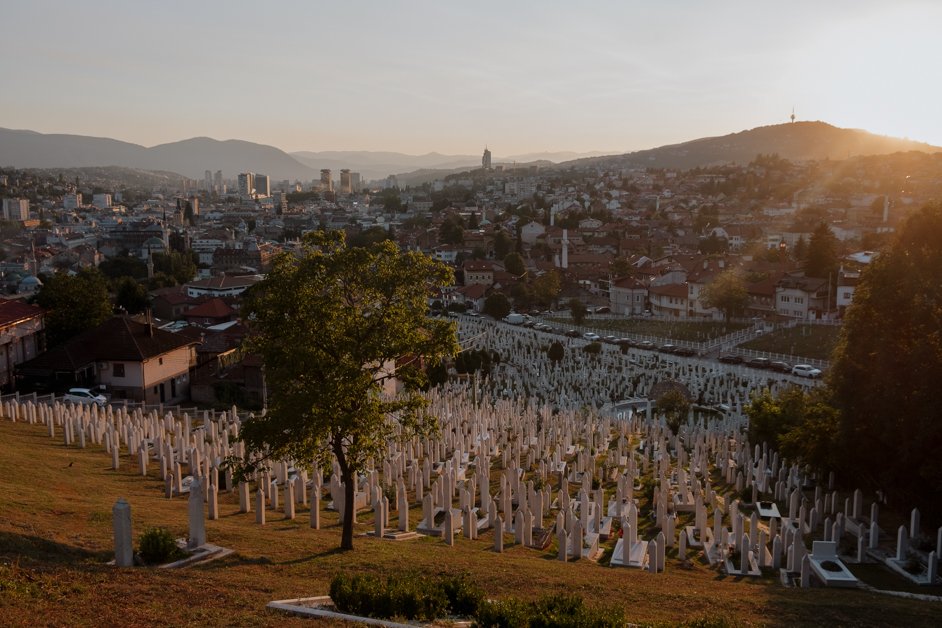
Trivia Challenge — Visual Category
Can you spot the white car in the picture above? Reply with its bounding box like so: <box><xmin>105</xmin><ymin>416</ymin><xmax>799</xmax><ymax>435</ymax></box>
<box><xmin>583</xmin><ymin>332</ymin><xmax>600</xmax><ymax>341</ymax></box>
<box><xmin>791</xmin><ymin>364</ymin><xmax>822</xmax><ymax>379</ymax></box>
<box><xmin>64</xmin><ymin>387</ymin><xmax>109</xmax><ymax>407</ymax></box>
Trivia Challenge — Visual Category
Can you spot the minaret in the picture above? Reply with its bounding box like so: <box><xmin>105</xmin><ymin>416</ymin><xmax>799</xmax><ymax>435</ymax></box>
<box><xmin>561</xmin><ymin>229</ymin><xmax>569</xmax><ymax>270</ymax></box>
<box><xmin>883</xmin><ymin>195</ymin><xmax>890</xmax><ymax>223</ymax></box>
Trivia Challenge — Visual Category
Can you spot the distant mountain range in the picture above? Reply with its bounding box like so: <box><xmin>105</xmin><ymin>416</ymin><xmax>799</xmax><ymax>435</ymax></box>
<box><xmin>291</xmin><ymin>150</ymin><xmax>607</xmax><ymax>180</ymax></box>
<box><xmin>558</xmin><ymin>121</ymin><xmax>941</xmax><ymax>170</ymax></box>
<box><xmin>0</xmin><ymin>129</ymin><xmax>317</xmax><ymax>181</ymax></box>
<box><xmin>1</xmin><ymin>122</ymin><xmax>938</xmax><ymax>183</ymax></box>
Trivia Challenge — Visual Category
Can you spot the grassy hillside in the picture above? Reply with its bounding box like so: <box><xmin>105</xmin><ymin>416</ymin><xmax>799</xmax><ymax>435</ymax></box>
<box><xmin>0</xmin><ymin>420</ymin><xmax>938</xmax><ymax>627</ymax></box>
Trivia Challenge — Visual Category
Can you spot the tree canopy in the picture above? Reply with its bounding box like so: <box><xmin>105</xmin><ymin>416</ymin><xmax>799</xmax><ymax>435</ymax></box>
<box><xmin>483</xmin><ymin>292</ymin><xmax>511</xmax><ymax>320</ymax></box>
<box><xmin>503</xmin><ymin>252</ymin><xmax>525</xmax><ymax>277</ymax></box>
<box><xmin>568</xmin><ymin>298</ymin><xmax>587</xmax><ymax>325</ymax></box>
<box><xmin>828</xmin><ymin>202</ymin><xmax>942</xmax><ymax>524</ymax></box>
<box><xmin>236</xmin><ymin>231</ymin><xmax>458</xmax><ymax>549</ymax></box>
<box><xmin>700</xmin><ymin>269</ymin><xmax>749</xmax><ymax>320</ymax></box>
<box><xmin>35</xmin><ymin>268</ymin><xmax>113</xmax><ymax>346</ymax></box>
<box><xmin>803</xmin><ymin>222</ymin><xmax>839</xmax><ymax>280</ymax></box>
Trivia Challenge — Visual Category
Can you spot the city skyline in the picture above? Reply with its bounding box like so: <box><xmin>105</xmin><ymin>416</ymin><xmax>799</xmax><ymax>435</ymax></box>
<box><xmin>4</xmin><ymin>1</ymin><xmax>941</xmax><ymax>155</ymax></box>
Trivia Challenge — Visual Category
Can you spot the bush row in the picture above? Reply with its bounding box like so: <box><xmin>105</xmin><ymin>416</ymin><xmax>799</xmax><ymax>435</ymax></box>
<box><xmin>330</xmin><ymin>573</ymin><xmax>627</xmax><ymax>626</ymax></box>
<box><xmin>329</xmin><ymin>572</ymin><xmax>482</xmax><ymax>622</ymax></box>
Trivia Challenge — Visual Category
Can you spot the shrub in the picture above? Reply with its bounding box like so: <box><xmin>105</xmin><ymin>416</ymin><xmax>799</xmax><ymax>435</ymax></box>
<box><xmin>330</xmin><ymin>572</ymin><xmax>482</xmax><ymax>622</ymax></box>
<box><xmin>138</xmin><ymin>527</ymin><xmax>182</xmax><ymax>565</ymax></box>
<box><xmin>475</xmin><ymin>598</ymin><xmax>531</xmax><ymax>627</ymax></box>
<box><xmin>475</xmin><ymin>594</ymin><xmax>624</xmax><ymax>628</ymax></box>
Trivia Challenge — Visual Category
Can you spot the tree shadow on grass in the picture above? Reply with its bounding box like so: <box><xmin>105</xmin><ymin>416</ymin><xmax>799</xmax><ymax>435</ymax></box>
<box><xmin>0</xmin><ymin>531</ymin><xmax>111</xmax><ymax>565</ymax></box>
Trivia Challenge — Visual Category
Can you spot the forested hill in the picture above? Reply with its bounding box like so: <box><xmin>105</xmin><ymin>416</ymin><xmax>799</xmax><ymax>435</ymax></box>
<box><xmin>559</xmin><ymin>121</ymin><xmax>941</xmax><ymax>171</ymax></box>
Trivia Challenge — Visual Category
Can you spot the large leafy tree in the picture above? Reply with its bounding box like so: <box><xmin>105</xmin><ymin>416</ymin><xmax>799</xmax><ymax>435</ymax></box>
<box><xmin>700</xmin><ymin>269</ymin><xmax>749</xmax><ymax>320</ymax></box>
<box><xmin>803</xmin><ymin>222</ymin><xmax>839</xmax><ymax>280</ymax></box>
<box><xmin>568</xmin><ymin>298</ymin><xmax>587</xmax><ymax>325</ymax></box>
<box><xmin>503</xmin><ymin>252</ymin><xmax>525</xmax><ymax>277</ymax></box>
<box><xmin>35</xmin><ymin>268</ymin><xmax>113</xmax><ymax>346</ymax></box>
<box><xmin>828</xmin><ymin>202</ymin><xmax>942</xmax><ymax>523</ymax></box>
<box><xmin>483</xmin><ymin>292</ymin><xmax>511</xmax><ymax>320</ymax></box>
<box><xmin>237</xmin><ymin>231</ymin><xmax>458</xmax><ymax>550</ymax></box>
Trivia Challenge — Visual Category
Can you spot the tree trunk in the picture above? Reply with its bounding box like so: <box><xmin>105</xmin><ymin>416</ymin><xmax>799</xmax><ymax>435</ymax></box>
<box><xmin>340</xmin><ymin>464</ymin><xmax>355</xmax><ymax>550</ymax></box>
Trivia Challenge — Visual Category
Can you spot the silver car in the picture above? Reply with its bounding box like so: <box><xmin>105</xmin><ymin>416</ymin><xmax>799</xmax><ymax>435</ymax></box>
<box><xmin>791</xmin><ymin>364</ymin><xmax>822</xmax><ymax>379</ymax></box>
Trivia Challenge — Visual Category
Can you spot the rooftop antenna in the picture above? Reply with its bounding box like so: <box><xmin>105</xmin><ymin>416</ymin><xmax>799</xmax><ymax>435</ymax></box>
<box><xmin>790</xmin><ymin>107</ymin><xmax>796</xmax><ymax>123</ymax></box>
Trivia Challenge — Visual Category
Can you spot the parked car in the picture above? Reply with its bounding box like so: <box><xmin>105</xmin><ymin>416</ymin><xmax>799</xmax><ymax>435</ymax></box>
<box><xmin>594</xmin><ymin>306</ymin><xmax>611</xmax><ymax>314</ymax></box>
<box><xmin>63</xmin><ymin>387</ymin><xmax>108</xmax><ymax>407</ymax></box>
<box><xmin>746</xmin><ymin>357</ymin><xmax>771</xmax><ymax>369</ymax></box>
<box><xmin>718</xmin><ymin>354</ymin><xmax>743</xmax><ymax>364</ymax></box>
<box><xmin>637</xmin><ymin>340</ymin><xmax>655</xmax><ymax>350</ymax></box>
<box><xmin>659</xmin><ymin>343</ymin><xmax>677</xmax><ymax>354</ymax></box>
<box><xmin>770</xmin><ymin>360</ymin><xmax>792</xmax><ymax>373</ymax></box>
<box><xmin>603</xmin><ymin>335</ymin><xmax>618</xmax><ymax>344</ymax></box>
<box><xmin>792</xmin><ymin>364</ymin><xmax>823</xmax><ymax>378</ymax></box>
<box><xmin>615</xmin><ymin>338</ymin><xmax>633</xmax><ymax>347</ymax></box>
<box><xmin>583</xmin><ymin>332</ymin><xmax>600</xmax><ymax>341</ymax></box>
<box><xmin>673</xmin><ymin>346</ymin><xmax>697</xmax><ymax>357</ymax></box>
<box><xmin>565</xmin><ymin>329</ymin><xmax>580</xmax><ymax>338</ymax></box>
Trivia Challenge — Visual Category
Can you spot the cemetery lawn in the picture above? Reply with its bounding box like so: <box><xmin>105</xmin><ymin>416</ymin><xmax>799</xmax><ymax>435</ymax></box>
<box><xmin>2</xmin><ymin>421</ymin><xmax>939</xmax><ymax>628</ymax></box>
<box><xmin>737</xmin><ymin>325</ymin><xmax>841</xmax><ymax>362</ymax></box>
<box><xmin>548</xmin><ymin>317</ymin><xmax>748</xmax><ymax>342</ymax></box>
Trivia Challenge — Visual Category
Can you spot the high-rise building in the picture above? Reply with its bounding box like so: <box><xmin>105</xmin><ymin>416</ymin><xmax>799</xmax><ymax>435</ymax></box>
<box><xmin>482</xmin><ymin>147</ymin><xmax>492</xmax><ymax>170</ymax></box>
<box><xmin>2</xmin><ymin>198</ymin><xmax>29</xmax><ymax>221</ymax></box>
<box><xmin>214</xmin><ymin>170</ymin><xmax>223</xmax><ymax>193</ymax></box>
<box><xmin>92</xmin><ymin>193</ymin><xmax>112</xmax><ymax>208</ymax></box>
<box><xmin>350</xmin><ymin>172</ymin><xmax>361</xmax><ymax>193</ymax></box>
<box><xmin>63</xmin><ymin>193</ymin><xmax>83</xmax><ymax>210</ymax></box>
<box><xmin>204</xmin><ymin>170</ymin><xmax>213</xmax><ymax>192</ymax></box>
<box><xmin>340</xmin><ymin>169</ymin><xmax>352</xmax><ymax>194</ymax></box>
<box><xmin>320</xmin><ymin>169</ymin><xmax>333</xmax><ymax>192</ymax></box>
<box><xmin>254</xmin><ymin>173</ymin><xmax>270</xmax><ymax>197</ymax></box>
<box><xmin>238</xmin><ymin>172</ymin><xmax>254</xmax><ymax>197</ymax></box>
<box><xmin>272</xmin><ymin>190</ymin><xmax>287</xmax><ymax>215</ymax></box>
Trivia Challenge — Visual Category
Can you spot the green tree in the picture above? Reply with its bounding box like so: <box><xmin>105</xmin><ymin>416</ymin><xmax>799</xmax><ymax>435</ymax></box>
<box><xmin>568</xmin><ymin>298</ymin><xmax>587</xmax><ymax>325</ymax></box>
<box><xmin>99</xmin><ymin>254</ymin><xmax>148</xmax><ymax>281</ymax></box>
<box><xmin>803</xmin><ymin>222</ymin><xmax>839</xmax><ymax>280</ymax></box>
<box><xmin>531</xmin><ymin>271</ymin><xmax>561</xmax><ymax>308</ymax></box>
<box><xmin>35</xmin><ymin>268</ymin><xmax>113</xmax><ymax>346</ymax></box>
<box><xmin>610</xmin><ymin>257</ymin><xmax>632</xmax><ymax>278</ymax></box>
<box><xmin>828</xmin><ymin>202</ymin><xmax>942</xmax><ymax>523</ymax></box>
<box><xmin>439</xmin><ymin>215</ymin><xmax>465</xmax><ymax>245</ymax></box>
<box><xmin>792</xmin><ymin>235</ymin><xmax>808</xmax><ymax>262</ymax></box>
<box><xmin>113</xmin><ymin>277</ymin><xmax>149</xmax><ymax>314</ymax></box>
<box><xmin>153</xmin><ymin>251</ymin><xmax>197</xmax><ymax>285</ymax></box>
<box><xmin>483</xmin><ymin>292</ymin><xmax>511</xmax><ymax>320</ymax></box>
<box><xmin>493</xmin><ymin>231</ymin><xmax>513</xmax><ymax>260</ymax></box>
<box><xmin>547</xmin><ymin>340</ymin><xmax>564</xmax><ymax>365</ymax></box>
<box><xmin>745</xmin><ymin>386</ymin><xmax>838</xmax><ymax>473</ymax></box>
<box><xmin>656</xmin><ymin>388</ymin><xmax>691</xmax><ymax>434</ymax></box>
<box><xmin>235</xmin><ymin>231</ymin><xmax>458</xmax><ymax>550</ymax></box>
<box><xmin>503</xmin><ymin>252</ymin><xmax>525</xmax><ymax>277</ymax></box>
<box><xmin>348</xmin><ymin>226</ymin><xmax>391</xmax><ymax>248</ymax></box>
<box><xmin>700</xmin><ymin>269</ymin><xmax>749</xmax><ymax>320</ymax></box>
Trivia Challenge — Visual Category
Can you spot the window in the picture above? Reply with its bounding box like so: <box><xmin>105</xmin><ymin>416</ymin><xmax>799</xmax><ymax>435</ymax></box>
<box><xmin>158</xmin><ymin>357</ymin><xmax>163</xmax><ymax>365</ymax></box>
<box><xmin>113</xmin><ymin>363</ymin><xmax>125</xmax><ymax>378</ymax></box>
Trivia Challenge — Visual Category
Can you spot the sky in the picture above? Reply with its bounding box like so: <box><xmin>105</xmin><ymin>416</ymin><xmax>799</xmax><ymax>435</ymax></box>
<box><xmin>3</xmin><ymin>0</ymin><xmax>941</xmax><ymax>156</ymax></box>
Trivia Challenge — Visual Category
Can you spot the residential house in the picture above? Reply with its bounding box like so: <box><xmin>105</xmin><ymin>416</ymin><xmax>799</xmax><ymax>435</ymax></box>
<box><xmin>463</xmin><ymin>261</ymin><xmax>494</xmax><ymax>287</ymax></box>
<box><xmin>609</xmin><ymin>276</ymin><xmax>647</xmax><ymax>315</ymax></box>
<box><xmin>17</xmin><ymin>316</ymin><xmax>199</xmax><ymax>403</ymax></box>
<box><xmin>184</xmin><ymin>274</ymin><xmax>263</xmax><ymax>299</ymax></box>
<box><xmin>0</xmin><ymin>300</ymin><xmax>44</xmax><ymax>390</ymax></box>
<box><xmin>775</xmin><ymin>275</ymin><xmax>830</xmax><ymax>320</ymax></box>
<box><xmin>649</xmin><ymin>283</ymin><xmax>689</xmax><ymax>318</ymax></box>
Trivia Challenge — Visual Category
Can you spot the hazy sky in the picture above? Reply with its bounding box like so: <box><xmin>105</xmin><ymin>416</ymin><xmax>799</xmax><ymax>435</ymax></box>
<box><xmin>4</xmin><ymin>1</ymin><xmax>940</xmax><ymax>155</ymax></box>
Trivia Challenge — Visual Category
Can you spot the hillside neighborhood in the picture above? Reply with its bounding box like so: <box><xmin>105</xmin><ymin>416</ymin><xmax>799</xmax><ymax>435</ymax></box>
<box><xmin>0</xmin><ymin>135</ymin><xmax>931</xmax><ymax>406</ymax></box>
